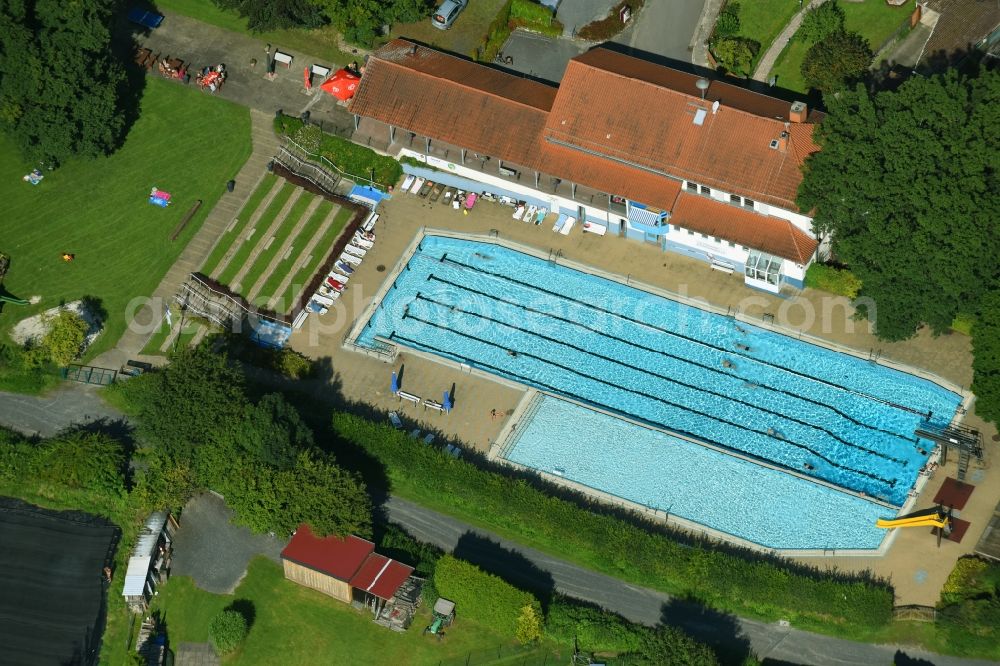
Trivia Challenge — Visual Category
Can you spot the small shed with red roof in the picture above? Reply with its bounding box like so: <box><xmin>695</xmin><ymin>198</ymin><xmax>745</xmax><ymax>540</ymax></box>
<box><xmin>280</xmin><ymin>525</ymin><xmax>414</xmax><ymax>613</ymax></box>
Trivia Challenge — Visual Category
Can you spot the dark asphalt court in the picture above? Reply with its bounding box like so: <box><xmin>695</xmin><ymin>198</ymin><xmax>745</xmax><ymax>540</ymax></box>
<box><xmin>0</xmin><ymin>500</ymin><xmax>118</xmax><ymax>666</ymax></box>
<box><xmin>170</xmin><ymin>493</ymin><xmax>285</xmax><ymax>594</ymax></box>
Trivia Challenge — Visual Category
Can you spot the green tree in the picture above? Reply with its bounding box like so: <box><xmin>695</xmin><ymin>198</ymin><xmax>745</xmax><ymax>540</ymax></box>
<box><xmin>28</xmin><ymin>309</ymin><xmax>88</xmax><ymax>367</ymax></box>
<box><xmin>638</xmin><ymin>625</ymin><xmax>720</xmax><ymax>665</ymax></box>
<box><xmin>212</xmin><ymin>0</ymin><xmax>325</xmax><ymax>30</ymax></box>
<box><xmin>798</xmin><ymin>68</ymin><xmax>1000</xmax><ymax>341</ymax></box>
<box><xmin>0</xmin><ymin>0</ymin><xmax>127</xmax><ymax>165</ymax></box>
<box><xmin>209</xmin><ymin>609</ymin><xmax>248</xmax><ymax>655</ymax></box>
<box><xmin>315</xmin><ymin>0</ymin><xmax>432</xmax><ymax>46</ymax></box>
<box><xmin>515</xmin><ymin>604</ymin><xmax>543</xmax><ymax>644</ymax></box>
<box><xmin>801</xmin><ymin>30</ymin><xmax>871</xmax><ymax>93</ymax></box>
<box><xmin>798</xmin><ymin>0</ymin><xmax>845</xmax><ymax>44</ymax></box>
<box><xmin>714</xmin><ymin>2</ymin><xmax>740</xmax><ymax>38</ymax></box>
<box><xmin>972</xmin><ymin>287</ymin><xmax>1000</xmax><ymax>424</ymax></box>
<box><xmin>240</xmin><ymin>392</ymin><xmax>313</xmax><ymax>469</ymax></box>
<box><xmin>712</xmin><ymin>37</ymin><xmax>758</xmax><ymax>76</ymax></box>
<box><xmin>130</xmin><ymin>346</ymin><xmax>248</xmax><ymax>460</ymax></box>
<box><xmin>224</xmin><ymin>450</ymin><xmax>372</xmax><ymax>538</ymax></box>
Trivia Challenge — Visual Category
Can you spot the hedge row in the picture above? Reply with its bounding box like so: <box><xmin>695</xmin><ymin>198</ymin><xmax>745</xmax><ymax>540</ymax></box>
<box><xmin>330</xmin><ymin>412</ymin><xmax>894</xmax><ymax>634</ymax></box>
<box><xmin>434</xmin><ymin>555</ymin><xmax>540</xmax><ymax>637</ymax></box>
<box><xmin>804</xmin><ymin>263</ymin><xmax>862</xmax><ymax>298</ymax></box>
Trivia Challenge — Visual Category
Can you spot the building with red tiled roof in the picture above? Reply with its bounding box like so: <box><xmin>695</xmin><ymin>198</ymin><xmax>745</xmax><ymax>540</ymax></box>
<box><xmin>280</xmin><ymin>525</ymin><xmax>414</xmax><ymax>615</ymax></box>
<box><xmin>348</xmin><ymin>39</ymin><xmax>825</xmax><ymax>292</ymax></box>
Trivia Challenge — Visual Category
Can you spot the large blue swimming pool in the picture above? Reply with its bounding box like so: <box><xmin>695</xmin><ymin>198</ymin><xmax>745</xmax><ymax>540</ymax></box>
<box><xmin>358</xmin><ymin>237</ymin><xmax>961</xmax><ymax>511</ymax></box>
<box><xmin>506</xmin><ymin>394</ymin><xmax>888</xmax><ymax>550</ymax></box>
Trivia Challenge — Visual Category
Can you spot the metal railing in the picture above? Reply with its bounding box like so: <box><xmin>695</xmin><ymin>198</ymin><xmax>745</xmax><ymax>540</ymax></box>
<box><xmin>275</xmin><ymin>143</ymin><xmax>341</xmax><ymax>196</ymax></box>
<box><xmin>284</xmin><ymin>137</ymin><xmax>380</xmax><ymax>188</ymax></box>
<box><xmin>893</xmin><ymin>604</ymin><xmax>937</xmax><ymax>622</ymax></box>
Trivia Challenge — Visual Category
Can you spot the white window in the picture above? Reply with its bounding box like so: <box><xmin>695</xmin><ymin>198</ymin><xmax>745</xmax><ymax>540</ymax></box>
<box><xmin>686</xmin><ymin>182</ymin><xmax>698</xmax><ymax>193</ymax></box>
<box><xmin>745</xmin><ymin>251</ymin><xmax>783</xmax><ymax>286</ymax></box>
<box><xmin>743</xmin><ymin>198</ymin><xmax>755</xmax><ymax>210</ymax></box>
<box><xmin>700</xmin><ymin>185</ymin><xmax>711</xmax><ymax>196</ymax></box>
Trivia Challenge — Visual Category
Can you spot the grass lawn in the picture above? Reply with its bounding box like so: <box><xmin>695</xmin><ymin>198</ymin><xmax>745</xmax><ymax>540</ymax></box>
<box><xmin>216</xmin><ymin>183</ymin><xmax>295</xmax><ymax>286</ymax></box>
<box><xmin>277</xmin><ymin>207</ymin><xmax>352</xmax><ymax>310</ymax></box>
<box><xmin>240</xmin><ymin>191</ymin><xmax>316</xmax><ymax>294</ymax></box>
<box><xmin>767</xmin><ymin>0</ymin><xmax>913</xmax><ymax>93</ymax></box>
<box><xmin>0</xmin><ymin>78</ymin><xmax>250</xmax><ymax>387</ymax></box>
<box><xmin>732</xmin><ymin>0</ymin><xmax>801</xmax><ymax>70</ymax></box>
<box><xmin>154</xmin><ymin>557</ymin><xmax>562</xmax><ymax>664</ymax></box>
<box><xmin>391</xmin><ymin>0</ymin><xmax>510</xmax><ymax>59</ymax></box>
<box><xmin>201</xmin><ymin>174</ymin><xmax>278</xmax><ymax>275</ymax></box>
<box><xmin>155</xmin><ymin>0</ymin><xmax>354</xmax><ymax>64</ymax></box>
<box><xmin>254</xmin><ymin>199</ymin><xmax>335</xmax><ymax>307</ymax></box>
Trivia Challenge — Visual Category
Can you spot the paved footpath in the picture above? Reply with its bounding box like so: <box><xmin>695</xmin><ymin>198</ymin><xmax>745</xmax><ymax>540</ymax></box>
<box><xmin>752</xmin><ymin>0</ymin><xmax>825</xmax><ymax>81</ymax></box>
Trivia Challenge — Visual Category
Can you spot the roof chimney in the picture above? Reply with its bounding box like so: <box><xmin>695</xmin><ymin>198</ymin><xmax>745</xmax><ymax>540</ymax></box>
<box><xmin>695</xmin><ymin>78</ymin><xmax>710</xmax><ymax>99</ymax></box>
<box><xmin>789</xmin><ymin>101</ymin><xmax>808</xmax><ymax>123</ymax></box>
<box><xmin>410</xmin><ymin>43</ymin><xmax>418</xmax><ymax>56</ymax></box>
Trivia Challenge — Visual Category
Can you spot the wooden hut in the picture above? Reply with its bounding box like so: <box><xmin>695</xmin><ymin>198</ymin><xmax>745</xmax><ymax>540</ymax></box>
<box><xmin>280</xmin><ymin>525</ymin><xmax>414</xmax><ymax>619</ymax></box>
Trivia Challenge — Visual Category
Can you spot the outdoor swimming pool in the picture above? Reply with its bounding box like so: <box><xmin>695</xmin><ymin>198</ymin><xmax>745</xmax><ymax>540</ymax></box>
<box><xmin>506</xmin><ymin>394</ymin><xmax>888</xmax><ymax>550</ymax></box>
<box><xmin>357</xmin><ymin>236</ymin><xmax>961</xmax><ymax>511</ymax></box>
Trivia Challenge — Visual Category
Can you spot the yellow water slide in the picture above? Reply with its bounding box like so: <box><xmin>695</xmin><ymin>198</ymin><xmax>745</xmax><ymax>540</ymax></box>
<box><xmin>876</xmin><ymin>506</ymin><xmax>949</xmax><ymax>530</ymax></box>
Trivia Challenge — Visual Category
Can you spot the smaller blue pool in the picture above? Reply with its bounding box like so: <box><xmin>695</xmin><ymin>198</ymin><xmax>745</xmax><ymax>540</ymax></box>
<box><xmin>505</xmin><ymin>394</ymin><xmax>889</xmax><ymax>550</ymax></box>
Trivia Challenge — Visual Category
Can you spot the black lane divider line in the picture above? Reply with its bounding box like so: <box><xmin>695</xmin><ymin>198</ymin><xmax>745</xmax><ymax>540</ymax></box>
<box><xmin>397</xmin><ymin>310</ymin><xmax>897</xmax><ymax>489</ymax></box>
<box><xmin>413</xmin><ymin>293</ymin><xmax>905</xmax><ymax>465</ymax></box>
<box><xmin>429</xmin><ymin>253</ymin><xmax>929</xmax><ymax>417</ymax></box>
<box><xmin>423</xmin><ymin>275</ymin><xmax>912</xmax><ymax>447</ymax></box>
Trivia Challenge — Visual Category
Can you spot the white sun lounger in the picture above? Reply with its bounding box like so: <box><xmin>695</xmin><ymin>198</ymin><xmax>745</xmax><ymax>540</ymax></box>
<box><xmin>352</xmin><ymin>235</ymin><xmax>374</xmax><ymax>249</ymax></box>
<box><xmin>409</xmin><ymin>177</ymin><xmax>425</xmax><ymax>194</ymax></box>
<box><xmin>445</xmin><ymin>444</ymin><xmax>462</xmax><ymax>458</ymax></box>
<box><xmin>312</xmin><ymin>293</ymin><xmax>335</xmax><ymax>307</ymax></box>
<box><xmin>552</xmin><ymin>213</ymin><xmax>568</xmax><ymax>232</ymax></box>
<box><xmin>327</xmin><ymin>270</ymin><xmax>349</xmax><ymax>283</ymax></box>
<box><xmin>512</xmin><ymin>205</ymin><xmax>525</xmax><ymax>220</ymax></box>
<box><xmin>401</xmin><ymin>175</ymin><xmax>415</xmax><ymax>191</ymax></box>
<box><xmin>523</xmin><ymin>205</ymin><xmax>537</xmax><ymax>223</ymax></box>
<box><xmin>362</xmin><ymin>212</ymin><xmax>379</xmax><ymax>232</ymax></box>
<box><xmin>389</xmin><ymin>411</ymin><xmax>403</xmax><ymax>429</ymax></box>
<box><xmin>560</xmin><ymin>217</ymin><xmax>577</xmax><ymax>235</ymax></box>
<box><xmin>582</xmin><ymin>221</ymin><xmax>607</xmax><ymax>236</ymax></box>
<box><xmin>339</xmin><ymin>252</ymin><xmax>361</xmax><ymax>266</ymax></box>
<box><xmin>307</xmin><ymin>299</ymin><xmax>328</xmax><ymax>315</ymax></box>
<box><xmin>343</xmin><ymin>244</ymin><xmax>366</xmax><ymax>258</ymax></box>
<box><xmin>318</xmin><ymin>286</ymin><xmax>341</xmax><ymax>300</ymax></box>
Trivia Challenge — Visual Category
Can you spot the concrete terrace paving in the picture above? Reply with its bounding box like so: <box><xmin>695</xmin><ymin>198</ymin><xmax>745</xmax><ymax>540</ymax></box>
<box><xmin>289</xmin><ymin>188</ymin><xmax>997</xmax><ymax>605</ymax></box>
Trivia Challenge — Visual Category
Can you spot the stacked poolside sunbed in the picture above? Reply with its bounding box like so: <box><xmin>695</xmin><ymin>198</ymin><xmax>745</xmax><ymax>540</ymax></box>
<box><xmin>305</xmin><ymin>212</ymin><xmax>379</xmax><ymax>317</ymax></box>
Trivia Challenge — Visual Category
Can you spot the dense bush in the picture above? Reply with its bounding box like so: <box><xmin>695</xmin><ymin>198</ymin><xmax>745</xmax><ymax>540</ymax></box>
<box><xmin>714</xmin><ymin>2</ymin><xmax>740</xmax><ymax>38</ymax></box>
<box><xmin>803</xmin><ymin>263</ymin><xmax>862</xmax><ymax>298</ymax></box>
<box><xmin>434</xmin><ymin>555</ymin><xmax>542</xmax><ymax>638</ymax></box>
<box><xmin>801</xmin><ymin>30</ymin><xmax>872</xmax><ymax>93</ymax></box>
<box><xmin>27</xmin><ymin>309</ymin><xmax>88</xmax><ymax>367</ymax></box>
<box><xmin>936</xmin><ymin>559</ymin><xmax>1000</xmax><ymax>657</ymax></box>
<box><xmin>638</xmin><ymin>625</ymin><xmax>720</xmax><ymax>665</ymax></box>
<box><xmin>545</xmin><ymin>596</ymin><xmax>647</xmax><ymax>653</ymax></box>
<box><xmin>273</xmin><ymin>115</ymin><xmax>402</xmax><ymax>187</ymax></box>
<box><xmin>330</xmin><ymin>412</ymin><xmax>894</xmax><ymax>633</ymax></box>
<box><xmin>212</xmin><ymin>0</ymin><xmax>325</xmax><ymax>31</ymax></box>
<box><xmin>480</xmin><ymin>0</ymin><xmax>514</xmax><ymax>62</ymax></box>
<box><xmin>209</xmin><ymin>609</ymin><xmax>248</xmax><ymax>655</ymax></box>
<box><xmin>798</xmin><ymin>1</ymin><xmax>845</xmax><ymax>45</ymax></box>
<box><xmin>509</xmin><ymin>0</ymin><xmax>563</xmax><ymax>36</ymax></box>
<box><xmin>712</xmin><ymin>36</ymin><xmax>759</xmax><ymax>76</ymax></box>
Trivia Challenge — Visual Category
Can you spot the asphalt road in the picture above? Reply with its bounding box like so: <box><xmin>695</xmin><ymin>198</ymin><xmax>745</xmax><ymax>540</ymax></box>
<box><xmin>613</xmin><ymin>0</ymin><xmax>708</xmax><ymax>63</ymax></box>
<box><xmin>0</xmin><ymin>384</ymin><xmax>122</xmax><ymax>437</ymax></box>
<box><xmin>385</xmin><ymin>497</ymin><xmax>998</xmax><ymax>666</ymax></box>
<box><xmin>1</xmin><ymin>386</ymin><xmax>996</xmax><ymax>665</ymax></box>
